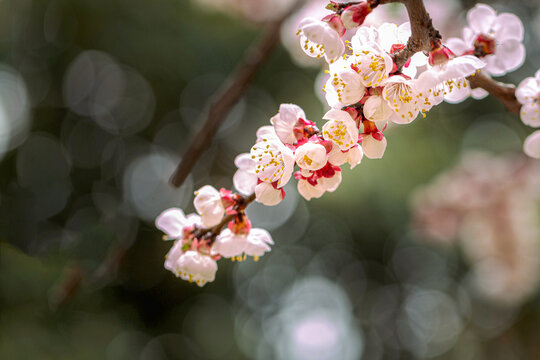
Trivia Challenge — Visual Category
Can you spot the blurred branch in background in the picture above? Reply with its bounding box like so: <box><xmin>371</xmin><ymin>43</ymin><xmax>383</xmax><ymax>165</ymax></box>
<box><xmin>170</xmin><ymin>2</ymin><xmax>301</xmax><ymax>188</ymax></box>
<box><xmin>468</xmin><ymin>72</ymin><xmax>520</xmax><ymax>114</ymax></box>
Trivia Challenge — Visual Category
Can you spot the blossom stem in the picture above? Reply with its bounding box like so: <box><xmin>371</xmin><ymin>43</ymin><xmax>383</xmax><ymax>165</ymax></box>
<box><xmin>467</xmin><ymin>71</ymin><xmax>521</xmax><ymax>115</ymax></box>
<box><xmin>194</xmin><ymin>193</ymin><xmax>256</xmax><ymax>239</ymax></box>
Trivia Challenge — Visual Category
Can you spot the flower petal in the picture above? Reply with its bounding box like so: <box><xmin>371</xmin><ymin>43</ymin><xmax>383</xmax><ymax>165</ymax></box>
<box><xmin>523</xmin><ymin>130</ymin><xmax>540</xmax><ymax>159</ymax></box>
<box><xmin>156</xmin><ymin>208</ymin><xmax>187</xmax><ymax>238</ymax></box>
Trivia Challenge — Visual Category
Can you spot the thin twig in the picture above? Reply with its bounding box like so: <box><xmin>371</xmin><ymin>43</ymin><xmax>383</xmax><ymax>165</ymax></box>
<box><xmin>170</xmin><ymin>7</ymin><xmax>298</xmax><ymax>188</ymax></box>
<box><xmin>468</xmin><ymin>71</ymin><xmax>521</xmax><ymax>114</ymax></box>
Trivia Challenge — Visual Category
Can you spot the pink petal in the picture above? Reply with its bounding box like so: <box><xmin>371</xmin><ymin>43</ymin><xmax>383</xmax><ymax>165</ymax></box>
<box><xmin>523</xmin><ymin>130</ymin><xmax>540</xmax><ymax>159</ymax></box>
<box><xmin>494</xmin><ymin>13</ymin><xmax>524</xmax><ymax>42</ymax></box>
<box><xmin>467</xmin><ymin>4</ymin><xmax>496</xmax><ymax>34</ymax></box>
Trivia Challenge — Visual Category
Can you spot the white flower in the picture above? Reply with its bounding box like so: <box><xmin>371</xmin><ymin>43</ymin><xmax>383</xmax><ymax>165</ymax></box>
<box><xmin>298</xmin><ymin>17</ymin><xmax>345</xmax><ymax>63</ymax></box>
<box><xmin>415</xmin><ymin>54</ymin><xmax>485</xmax><ymax>94</ymax></box>
<box><xmin>251</xmin><ymin>135</ymin><xmax>295</xmax><ymax>188</ymax></box>
<box><xmin>363</xmin><ymin>94</ymin><xmax>393</xmax><ymax>123</ymax></box>
<box><xmin>328</xmin><ymin>144</ymin><xmax>363</xmax><ymax>169</ymax></box>
<box><xmin>350</xmin><ymin>44</ymin><xmax>394</xmax><ymax>88</ymax></box>
<box><xmin>212</xmin><ymin>228</ymin><xmax>273</xmax><ymax>260</ymax></box>
<box><xmin>516</xmin><ymin>70</ymin><xmax>540</xmax><ymax>128</ymax></box>
<box><xmin>322</xmin><ymin>109</ymin><xmax>359</xmax><ymax>151</ymax></box>
<box><xmin>155</xmin><ymin>208</ymin><xmax>201</xmax><ymax>239</ymax></box>
<box><xmin>233</xmin><ymin>153</ymin><xmax>258</xmax><ymax>195</ymax></box>
<box><xmin>164</xmin><ymin>240</ymin><xmax>184</xmax><ymax>273</ymax></box>
<box><xmin>270</xmin><ymin>103</ymin><xmax>306</xmax><ymax>145</ymax></box>
<box><xmin>377</xmin><ymin>22</ymin><xmax>411</xmax><ymax>53</ymax></box>
<box><xmin>244</xmin><ymin>228</ymin><xmax>274</xmax><ymax>259</ymax></box>
<box><xmin>194</xmin><ymin>185</ymin><xmax>225</xmax><ymax>227</ymax></box>
<box><xmin>383</xmin><ymin>76</ymin><xmax>420</xmax><ymax>124</ymax></box>
<box><xmin>295</xmin><ymin>142</ymin><xmax>327</xmax><ymax>171</ymax></box>
<box><xmin>463</xmin><ymin>3</ymin><xmax>525</xmax><ymax>76</ymax></box>
<box><xmin>362</xmin><ymin>134</ymin><xmax>387</xmax><ymax>159</ymax></box>
<box><xmin>212</xmin><ymin>228</ymin><xmax>248</xmax><ymax>258</ymax></box>
<box><xmin>175</xmin><ymin>250</ymin><xmax>218</xmax><ymax>287</ymax></box>
<box><xmin>254</xmin><ymin>182</ymin><xmax>284</xmax><ymax>206</ymax></box>
<box><xmin>524</xmin><ymin>130</ymin><xmax>540</xmax><ymax>159</ymax></box>
<box><xmin>324</xmin><ymin>58</ymin><xmax>366</xmax><ymax>109</ymax></box>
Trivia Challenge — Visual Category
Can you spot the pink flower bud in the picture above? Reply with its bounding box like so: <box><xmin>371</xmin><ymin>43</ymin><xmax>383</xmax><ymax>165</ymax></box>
<box><xmin>322</xmin><ymin>14</ymin><xmax>346</xmax><ymax>36</ymax></box>
<box><xmin>341</xmin><ymin>3</ymin><xmax>372</xmax><ymax>29</ymax></box>
<box><xmin>428</xmin><ymin>45</ymin><xmax>456</xmax><ymax>66</ymax></box>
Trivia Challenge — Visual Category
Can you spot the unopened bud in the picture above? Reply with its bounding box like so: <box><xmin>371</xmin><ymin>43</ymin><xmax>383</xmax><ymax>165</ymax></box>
<box><xmin>428</xmin><ymin>45</ymin><xmax>455</xmax><ymax>66</ymax></box>
<box><xmin>341</xmin><ymin>2</ymin><xmax>372</xmax><ymax>29</ymax></box>
<box><xmin>322</xmin><ymin>14</ymin><xmax>345</xmax><ymax>36</ymax></box>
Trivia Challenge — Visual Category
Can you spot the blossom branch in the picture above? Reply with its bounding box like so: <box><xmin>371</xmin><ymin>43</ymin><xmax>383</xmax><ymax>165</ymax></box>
<box><xmin>468</xmin><ymin>71</ymin><xmax>521</xmax><ymax>114</ymax></box>
<box><xmin>170</xmin><ymin>7</ymin><xmax>297</xmax><ymax>188</ymax></box>
<box><xmin>194</xmin><ymin>193</ymin><xmax>256</xmax><ymax>238</ymax></box>
<box><xmin>384</xmin><ymin>0</ymin><xmax>441</xmax><ymax>69</ymax></box>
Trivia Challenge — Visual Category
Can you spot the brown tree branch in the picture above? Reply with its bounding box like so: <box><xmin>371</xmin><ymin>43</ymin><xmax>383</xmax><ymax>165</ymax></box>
<box><xmin>170</xmin><ymin>7</ymin><xmax>298</xmax><ymax>188</ymax></box>
<box><xmin>468</xmin><ymin>71</ymin><xmax>521</xmax><ymax>114</ymax></box>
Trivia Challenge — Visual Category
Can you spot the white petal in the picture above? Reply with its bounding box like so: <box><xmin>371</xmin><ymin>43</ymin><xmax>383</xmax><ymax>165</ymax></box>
<box><xmin>194</xmin><ymin>185</ymin><xmax>224</xmax><ymax>227</ymax></box>
<box><xmin>362</xmin><ymin>134</ymin><xmax>387</xmax><ymax>159</ymax></box>
<box><xmin>295</xmin><ymin>142</ymin><xmax>327</xmax><ymax>171</ymax></box>
<box><xmin>297</xmin><ymin>179</ymin><xmax>326</xmax><ymax>200</ymax></box>
<box><xmin>364</xmin><ymin>95</ymin><xmax>393</xmax><ymax>122</ymax></box>
<box><xmin>467</xmin><ymin>4</ymin><xmax>496</xmax><ymax>34</ymax></box>
<box><xmin>445</xmin><ymin>38</ymin><xmax>470</xmax><ymax>56</ymax></box>
<box><xmin>244</xmin><ymin>228</ymin><xmax>273</xmax><ymax>257</ymax></box>
<box><xmin>515</xmin><ymin>77</ymin><xmax>538</xmax><ymax>105</ymax></box>
<box><xmin>493</xmin><ymin>13</ymin><xmax>524</xmax><ymax>42</ymax></box>
<box><xmin>319</xmin><ymin>171</ymin><xmax>342</xmax><ymax>192</ymax></box>
<box><xmin>156</xmin><ymin>208</ymin><xmax>187</xmax><ymax>238</ymax></box>
<box><xmin>471</xmin><ymin>87</ymin><xmax>489</xmax><ymax>100</ymax></box>
<box><xmin>523</xmin><ymin>130</ymin><xmax>540</xmax><ymax>159</ymax></box>
<box><xmin>494</xmin><ymin>40</ymin><xmax>525</xmax><ymax>74</ymax></box>
<box><xmin>212</xmin><ymin>229</ymin><xmax>247</xmax><ymax>258</ymax></box>
<box><xmin>233</xmin><ymin>169</ymin><xmax>258</xmax><ymax>195</ymax></box>
<box><xmin>346</xmin><ymin>145</ymin><xmax>363</xmax><ymax>169</ymax></box>
<box><xmin>164</xmin><ymin>241</ymin><xmax>183</xmax><ymax>272</ymax></box>
<box><xmin>254</xmin><ymin>182</ymin><xmax>283</xmax><ymax>206</ymax></box>
<box><xmin>234</xmin><ymin>153</ymin><xmax>255</xmax><ymax>170</ymax></box>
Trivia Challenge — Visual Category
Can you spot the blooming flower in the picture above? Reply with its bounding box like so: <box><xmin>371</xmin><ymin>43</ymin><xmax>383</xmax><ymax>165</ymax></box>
<box><xmin>350</xmin><ymin>43</ymin><xmax>394</xmax><ymax>88</ymax></box>
<box><xmin>194</xmin><ymin>185</ymin><xmax>225</xmax><ymax>227</ymax></box>
<box><xmin>383</xmin><ymin>75</ymin><xmax>420</xmax><ymax>124</ymax></box>
<box><xmin>415</xmin><ymin>50</ymin><xmax>485</xmax><ymax>95</ymax></box>
<box><xmin>250</xmin><ymin>135</ymin><xmax>295</xmax><ymax>188</ymax></box>
<box><xmin>295</xmin><ymin>142</ymin><xmax>328</xmax><ymax>171</ymax></box>
<box><xmin>270</xmin><ymin>103</ymin><xmax>308</xmax><ymax>145</ymax></box>
<box><xmin>324</xmin><ymin>58</ymin><xmax>366</xmax><ymax>109</ymax></box>
<box><xmin>328</xmin><ymin>144</ymin><xmax>363</xmax><ymax>169</ymax></box>
<box><xmin>322</xmin><ymin>109</ymin><xmax>359</xmax><ymax>151</ymax></box>
<box><xmin>176</xmin><ymin>250</ymin><xmax>218</xmax><ymax>287</ymax></box>
<box><xmin>516</xmin><ymin>70</ymin><xmax>540</xmax><ymax>128</ymax></box>
<box><xmin>463</xmin><ymin>3</ymin><xmax>525</xmax><ymax>76</ymax></box>
<box><xmin>298</xmin><ymin>17</ymin><xmax>345</xmax><ymax>63</ymax></box>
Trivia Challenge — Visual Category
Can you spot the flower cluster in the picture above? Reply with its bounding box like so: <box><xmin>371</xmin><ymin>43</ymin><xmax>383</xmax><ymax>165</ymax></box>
<box><xmin>445</xmin><ymin>3</ymin><xmax>525</xmax><ymax>103</ymax></box>
<box><xmin>298</xmin><ymin>14</ymin><xmax>484</xmax><ymax>161</ymax></box>
<box><xmin>156</xmin><ymin>186</ymin><xmax>272</xmax><ymax>286</ymax></box>
<box><xmin>156</xmin><ymin>2</ymin><xmax>540</xmax><ymax>287</ymax></box>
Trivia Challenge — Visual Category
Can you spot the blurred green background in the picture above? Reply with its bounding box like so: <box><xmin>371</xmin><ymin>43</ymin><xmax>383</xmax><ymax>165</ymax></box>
<box><xmin>1</xmin><ymin>0</ymin><xmax>540</xmax><ymax>359</ymax></box>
